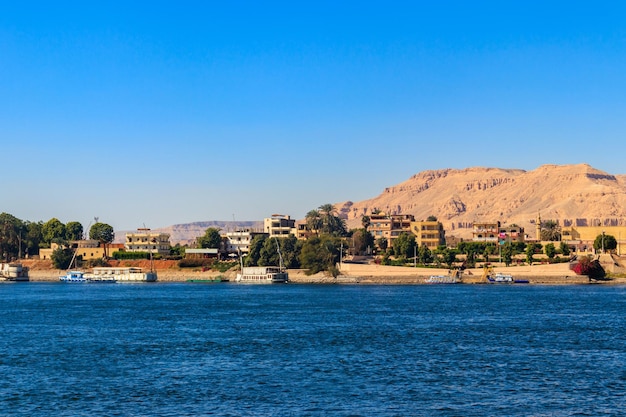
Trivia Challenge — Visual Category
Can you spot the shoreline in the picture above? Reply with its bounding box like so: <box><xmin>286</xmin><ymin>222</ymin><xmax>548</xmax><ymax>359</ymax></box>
<box><xmin>20</xmin><ymin>262</ymin><xmax>626</xmax><ymax>285</ymax></box>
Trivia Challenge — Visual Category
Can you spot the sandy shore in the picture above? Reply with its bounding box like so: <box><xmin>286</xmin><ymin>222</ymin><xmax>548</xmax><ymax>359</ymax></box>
<box><xmin>23</xmin><ymin>262</ymin><xmax>626</xmax><ymax>285</ymax></box>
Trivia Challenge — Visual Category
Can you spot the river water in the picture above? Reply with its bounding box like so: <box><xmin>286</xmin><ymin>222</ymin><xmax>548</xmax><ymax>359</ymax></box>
<box><xmin>1</xmin><ymin>283</ymin><xmax>625</xmax><ymax>416</ymax></box>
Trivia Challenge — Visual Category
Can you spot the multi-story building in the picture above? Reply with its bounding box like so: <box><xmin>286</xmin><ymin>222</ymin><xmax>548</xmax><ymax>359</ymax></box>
<box><xmin>411</xmin><ymin>220</ymin><xmax>446</xmax><ymax>249</ymax></box>
<box><xmin>125</xmin><ymin>228</ymin><xmax>170</xmax><ymax>256</ymax></box>
<box><xmin>368</xmin><ymin>213</ymin><xmax>415</xmax><ymax>246</ymax></box>
<box><xmin>498</xmin><ymin>225</ymin><xmax>525</xmax><ymax>243</ymax></box>
<box><xmin>264</xmin><ymin>214</ymin><xmax>296</xmax><ymax>237</ymax></box>
<box><xmin>294</xmin><ymin>220</ymin><xmax>313</xmax><ymax>240</ymax></box>
<box><xmin>224</xmin><ymin>229</ymin><xmax>267</xmax><ymax>254</ymax></box>
<box><xmin>472</xmin><ymin>221</ymin><xmax>500</xmax><ymax>242</ymax></box>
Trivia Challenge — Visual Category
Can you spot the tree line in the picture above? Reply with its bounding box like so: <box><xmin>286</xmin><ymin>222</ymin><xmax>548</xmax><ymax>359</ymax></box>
<box><xmin>0</xmin><ymin>212</ymin><xmax>114</xmax><ymax>263</ymax></box>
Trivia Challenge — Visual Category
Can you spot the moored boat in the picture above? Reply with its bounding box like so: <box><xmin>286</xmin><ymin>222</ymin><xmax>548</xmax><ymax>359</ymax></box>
<box><xmin>482</xmin><ymin>267</ymin><xmax>529</xmax><ymax>284</ymax></box>
<box><xmin>90</xmin><ymin>267</ymin><xmax>157</xmax><ymax>282</ymax></box>
<box><xmin>236</xmin><ymin>266</ymin><xmax>288</xmax><ymax>283</ymax></box>
<box><xmin>425</xmin><ymin>270</ymin><xmax>462</xmax><ymax>284</ymax></box>
<box><xmin>0</xmin><ymin>263</ymin><xmax>29</xmax><ymax>281</ymax></box>
<box><xmin>59</xmin><ymin>270</ymin><xmax>117</xmax><ymax>283</ymax></box>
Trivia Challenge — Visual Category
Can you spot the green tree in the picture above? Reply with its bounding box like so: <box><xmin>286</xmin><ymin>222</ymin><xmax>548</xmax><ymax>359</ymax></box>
<box><xmin>170</xmin><ymin>243</ymin><xmax>186</xmax><ymax>258</ymax></box>
<box><xmin>275</xmin><ymin>235</ymin><xmax>302</xmax><ymax>269</ymax></box>
<box><xmin>501</xmin><ymin>243</ymin><xmax>513</xmax><ymax>266</ymax></box>
<box><xmin>441</xmin><ymin>248</ymin><xmax>458</xmax><ymax>268</ymax></box>
<box><xmin>392</xmin><ymin>232</ymin><xmax>416</xmax><ymax>259</ymax></box>
<box><xmin>24</xmin><ymin>221</ymin><xmax>43</xmax><ymax>258</ymax></box>
<box><xmin>305</xmin><ymin>210</ymin><xmax>322</xmax><ymax>235</ymax></box>
<box><xmin>417</xmin><ymin>244</ymin><xmax>433</xmax><ymax>265</ymax></box>
<box><xmin>593</xmin><ymin>233</ymin><xmax>617</xmax><ymax>253</ymax></box>
<box><xmin>66</xmin><ymin>221</ymin><xmax>84</xmax><ymax>241</ymax></box>
<box><xmin>197</xmin><ymin>227</ymin><xmax>222</xmax><ymax>249</ymax></box>
<box><xmin>317</xmin><ymin>204</ymin><xmax>347</xmax><ymax>236</ymax></box>
<box><xmin>559</xmin><ymin>241</ymin><xmax>571</xmax><ymax>256</ymax></box>
<box><xmin>484</xmin><ymin>244</ymin><xmax>496</xmax><ymax>263</ymax></box>
<box><xmin>259</xmin><ymin>236</ymin><xmax>300</xmax><ymax>268</ymax></box>
<box><xmin>89</xmin><ymin>222</ymin><xmax>115</xmax><ymax>257</ymax></box>
<box><xmin>544</xmin><ymin>242</ymin><xmax>556</xmax><ymax>259</ymax></box>
<box><xmin>299</xmin><ymin>235</ymin><xmax>342</xmax><ymax>276</ymax></box>
<box><xmin>351</xmin><ymin>228</ymin><xmax>374</xmax><ymax>255</ymax></box>
<box><xmin>51</xmin><ymin>247</ymin><xmax>75</xmax><ymax>270</ymax></box>
<box><xmin>0</xmin><ymin>213</ymin><xmax>25</xmax><ymax>261</ymax></box>
<box><xmin>245</xmin><ymin>234</ymin><xmax>267</xmax><ymax>266</ymax></box>
<box><xmin>426</xmin><ymin>215</ymin><xmax>438</xmax><ymax>221</ymax></box>
<box><xmin>525</xmin><ymin>243</ymin><xmax>540</xmax><ymax>265</ymax></box>
<box><xmin>42</xmin><ymin>218</ymin><xmax>66</xmax><ymax>247</ymax></box>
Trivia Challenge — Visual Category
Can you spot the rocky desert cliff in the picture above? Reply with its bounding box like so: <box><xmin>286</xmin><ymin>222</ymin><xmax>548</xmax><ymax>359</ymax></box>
<box><xmin>337</xmin><ymin>164</ymin><xmax>626</xmax><ymax>239</ymax></box>
<box><xmin>116</xmin><ymin>164</ymin><xmax>626</xmax><ymax>243</ymax></box>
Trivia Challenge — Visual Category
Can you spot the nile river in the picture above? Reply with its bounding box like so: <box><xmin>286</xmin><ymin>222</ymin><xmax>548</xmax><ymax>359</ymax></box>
<box><xmin>1</xmin><ymin>282</ymin><xmax>625</xmax><ymax>416</ymax></box>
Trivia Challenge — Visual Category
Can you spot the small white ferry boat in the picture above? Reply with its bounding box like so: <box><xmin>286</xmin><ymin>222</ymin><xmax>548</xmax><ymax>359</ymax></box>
<box><xmin>236</xmin><ymin>266</ymin><xmax>288</xmax><ymax>284</ymax></box>
<box><xmin>1</xmin><ymin>263</ymin><xmax>29</xmax><ymax>281</ymax></box>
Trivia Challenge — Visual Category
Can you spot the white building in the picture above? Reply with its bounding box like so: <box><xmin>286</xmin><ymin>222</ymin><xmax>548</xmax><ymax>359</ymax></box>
<box><xmin>125</xmin><ymin>228</ymin><xmax>170</xmax><ymax>256</ymax></box>
<box><xmin>224</xmin><ymin>229</ymin><xmax>267</xmax><ymax>254</ymax></box>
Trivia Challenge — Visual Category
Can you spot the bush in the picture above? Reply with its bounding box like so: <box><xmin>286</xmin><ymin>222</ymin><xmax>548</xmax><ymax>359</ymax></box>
<box><xmin>112</xmin><ymin>251</ymin><xmax>151</xmax><ymax>260</ymax></box>
<box><xmin>572</xmin><ymin>257</ymin><xmax>605</xmax><ymax>280</ymax></box>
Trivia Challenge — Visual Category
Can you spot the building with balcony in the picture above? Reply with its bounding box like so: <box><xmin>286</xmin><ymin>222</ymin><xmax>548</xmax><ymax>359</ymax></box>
<box><xmin>411</xmin><ymin>220</ymin><xmax>446</xmax><ymax>249</ymax></box>
<box><xmin>368</xmin><ymin>213</ymin><xmax>415</xmax><ymax>246</ymax></box>
<box><xmin>264</xmin><ymin>214</ymin><xmax>296</xmax><ymax>237</ymax></box>
<box><xmin>223</xmin><ymin>229</ymin><xmax>267</xmax><ymax>254</ymax></box>
<box><xmin>497</xmin><ymin>225</ymin><xmax>525</xmax><ymax>243</ymax></box>
<box><xmin>125</xmin><ymin>228</ymin><xmax>170</xmax><ymax>256</ymax></box>
<box><xmin>472</xmin><ymin>221</ymin><xmax>500</xmax><ymax>242</ymax></box>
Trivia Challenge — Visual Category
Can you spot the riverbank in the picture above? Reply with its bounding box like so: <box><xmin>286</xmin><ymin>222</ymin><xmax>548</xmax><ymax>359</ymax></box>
<box><xmin>20</xmin><ymin>260</ymin><xmax>626</xmax><ymax>284</ymax></box>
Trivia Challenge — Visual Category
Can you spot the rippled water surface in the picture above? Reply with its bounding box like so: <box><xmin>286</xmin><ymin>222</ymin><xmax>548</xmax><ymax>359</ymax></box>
<box><xmin>1</xmin><ymin>283</ymin><xmax>626</xmax><ymax>416</ymax></box>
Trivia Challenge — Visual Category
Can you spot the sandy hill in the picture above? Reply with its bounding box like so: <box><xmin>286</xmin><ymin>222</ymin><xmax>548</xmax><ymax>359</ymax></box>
<box><xmin>337</xmin><ymin>164</ymin><xmax>626</xmax><ymax>239</ymax></box>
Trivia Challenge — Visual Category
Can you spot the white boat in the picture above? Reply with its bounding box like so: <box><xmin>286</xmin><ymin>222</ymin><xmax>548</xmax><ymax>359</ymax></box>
<box><xmin>235</xmin><ymin>237</ymin><xmax>288</xmax><ymax>284</ymax></box>
<box><xmin>425</xmin><ymin>273</ymin><xmax>461</xmax><ymax>284</ymax></box>
<box><xmin>0</xmin><ymin>263</ymin><xmax>29</xmax><ymax>281</ymax></box>
<box><xmin>482</xmin><ymin>267</ymin><xmax>529</xmax><ymax>284</ymax></box>
<box><xmin>487</xmin><ymin>272</ymin><xmax>514</xmax><ymax>283</ymax></box>
<box><xmin>59</xmin><ymin>270</ymin><xmax>117</xmax><ymax>283</ymax></box>
<box><xmin>236</xmin><ymin>266</ymin><xmax>288</xmax><ymax>283</ymax></box>
<box><xmin>90</xmin><ymin>267</ymin><xmax>157</xmax><ymax>282</ymax></box>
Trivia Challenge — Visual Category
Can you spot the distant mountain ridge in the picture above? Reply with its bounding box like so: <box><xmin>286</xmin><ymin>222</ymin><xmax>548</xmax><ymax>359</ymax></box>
<box><xmin>115</xmin><ymin>220</ymin><xmax>263</xmax><ymax>245</ymax></box>
<box><xmin>116</xmin><ymin>164</ymin><xmax>626</xmax><ymax>243</ymax></box>
<box><xmin>336</xmin><ymin>164</ymin><xmax>626</xmax><ymax>239</ymax></box>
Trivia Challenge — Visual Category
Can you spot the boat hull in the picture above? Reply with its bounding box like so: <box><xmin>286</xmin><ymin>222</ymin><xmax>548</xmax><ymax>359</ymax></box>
<box><xmin>235</xmin><ymin>267</ymin><xmax>288</xmax><ymax>284</ymax></box>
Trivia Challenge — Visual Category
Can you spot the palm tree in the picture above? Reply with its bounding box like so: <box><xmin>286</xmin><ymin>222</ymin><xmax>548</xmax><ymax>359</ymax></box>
<box><xmin>541</xmin><ymin>220</ymin><xmax>561</xmax><ymax>241</ymax></box>
<box><xmin>361</xmin><ymin>215</ymin><xmax>371</xmax><ymax>231</ymax></box>
<box><xmin>305</xmin><ymin>210</ymin><xmax>322</xmax><ymax>235</ymax></box>
<box><xmin>318</xmin><ymin>204</ymin><xmax>346</xmax><ymax>236</ymax></box>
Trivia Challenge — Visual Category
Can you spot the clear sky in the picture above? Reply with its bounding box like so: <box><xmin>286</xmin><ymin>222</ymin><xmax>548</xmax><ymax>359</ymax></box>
<box><xmin>2</xmin><ymin>2</ymin><xmax>626</xmax><ymax>231</ymax></box>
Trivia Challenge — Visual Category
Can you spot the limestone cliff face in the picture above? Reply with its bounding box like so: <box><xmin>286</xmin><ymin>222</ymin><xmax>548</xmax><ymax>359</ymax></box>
<box><xmin>337</xmin><ymin>164</ymin><xmax>626</xmax><ymax>238</ymax></box>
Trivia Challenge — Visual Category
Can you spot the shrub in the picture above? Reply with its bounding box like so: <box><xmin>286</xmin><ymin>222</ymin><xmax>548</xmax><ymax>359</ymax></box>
<box><xmin>112</xmin><ymin>251</ymin><xmax>151</xmax><ymax>260</ymax></box>
<box><xmin>572</xmin><ymin>257</ymin><xmax>605</xmax><ymax>279</ymax></box>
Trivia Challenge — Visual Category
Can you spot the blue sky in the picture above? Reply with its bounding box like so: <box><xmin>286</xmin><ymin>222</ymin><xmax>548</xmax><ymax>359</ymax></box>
<box><xmin>2</xmin><ymin>2</ymin><xmax>626</xmax><ymax>231</ymax></box>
